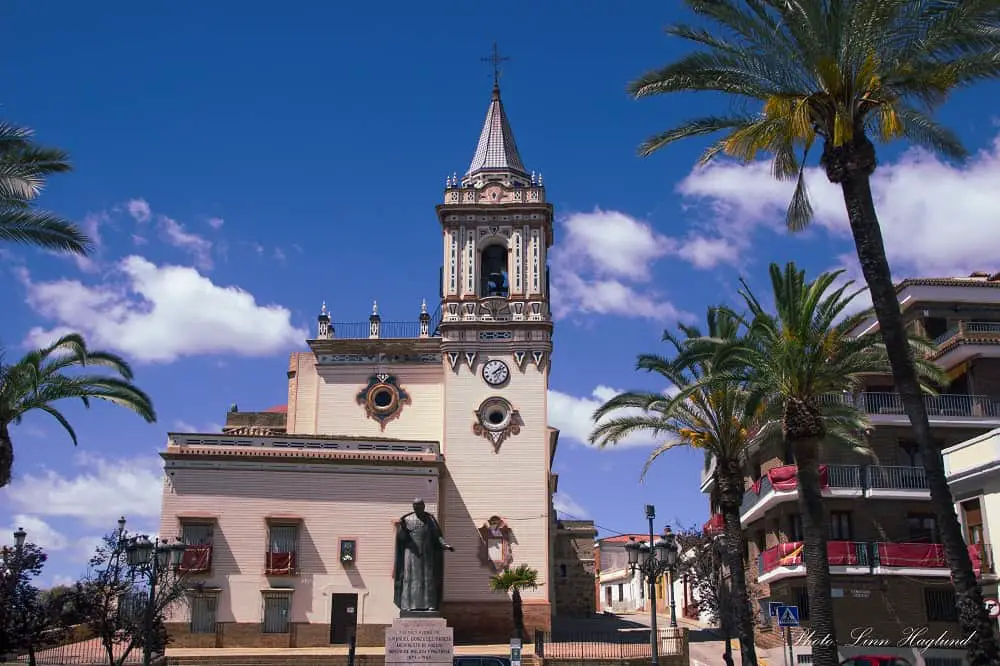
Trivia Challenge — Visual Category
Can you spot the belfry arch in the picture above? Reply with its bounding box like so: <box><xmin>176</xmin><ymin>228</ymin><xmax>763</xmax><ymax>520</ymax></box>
<box><xmin>479</xmin><ymin>243</ymin><xmax>509</xmax><ymax>297</ymax></box>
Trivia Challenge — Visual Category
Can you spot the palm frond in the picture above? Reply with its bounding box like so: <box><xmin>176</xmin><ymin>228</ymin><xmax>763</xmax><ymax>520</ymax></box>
<box><xmin>0</xmin><ymin>208</ymin><xmax>92</xmax><ymax>255</ymax></box>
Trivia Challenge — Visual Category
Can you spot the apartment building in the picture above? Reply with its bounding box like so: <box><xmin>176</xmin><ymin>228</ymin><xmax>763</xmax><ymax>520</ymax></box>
<box><xmin>595</xmin><ymin>535</ymin><xmax>650</xmax><ymax>614</ymax></box>
<box><xmin>701</xmin><ymin>272</ymin><xmax>1000</xmax><ymax>662</ymax></box>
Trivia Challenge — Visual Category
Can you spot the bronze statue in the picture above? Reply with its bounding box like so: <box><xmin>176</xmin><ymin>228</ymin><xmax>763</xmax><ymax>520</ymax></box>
<box><xmin>393</xmin><ymin>498</ymin><xmax>454</xmax><ymax>612</ymax></box>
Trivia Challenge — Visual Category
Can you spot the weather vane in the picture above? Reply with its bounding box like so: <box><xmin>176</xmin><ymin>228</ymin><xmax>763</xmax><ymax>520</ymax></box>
<box><xmin>481</xmin><ymin>42</ymin><xmax>510</xmax><ymax>88</ymax></box>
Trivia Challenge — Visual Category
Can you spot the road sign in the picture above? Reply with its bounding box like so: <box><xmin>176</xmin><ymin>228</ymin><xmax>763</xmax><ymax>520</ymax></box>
<box><xmin>776</xmin><ymin>605</ymin><xmax>800</xmax><ymax>627</ymax></box>
<box><xmin>986</xmin><ymin>598</ymin><xmax>1000</xmax><ymax>619</ymax></box>
<box><xmin>768</xmin><ymin>601</ymin><xmax>783</xmax><ymax>617</ymax></box>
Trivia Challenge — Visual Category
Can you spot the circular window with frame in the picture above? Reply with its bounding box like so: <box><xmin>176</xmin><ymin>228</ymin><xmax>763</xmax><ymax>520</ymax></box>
<box><xmin>367</xmin><ymin>384</ymin><xmax>399</xmax><ymax>415</ymax></box>
<box><xmin>478</xmin><ymin>397</ymin><xmax>512</xmax><ymax>432</ymax></box>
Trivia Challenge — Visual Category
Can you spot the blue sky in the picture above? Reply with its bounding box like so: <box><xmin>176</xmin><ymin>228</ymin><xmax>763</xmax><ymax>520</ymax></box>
<box><xmin>3</xmin><ymin>1</ymin><xmax>1000</xmax><ymax>585</ymax></box>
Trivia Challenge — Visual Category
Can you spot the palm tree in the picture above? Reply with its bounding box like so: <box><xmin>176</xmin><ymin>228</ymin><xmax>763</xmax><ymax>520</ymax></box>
<box><xmin>626</xmin><ymin>3</ymin><xmax>1000</xmax><ymax>661</ymax></box>
<box><xmin>0</xmin><ymin>122</ymin><xmax>91</xmax><ymax>255</ymax></box>
<box><xmin>589</xmin><ymin>307</ymin><xmax>763</xmax><ymax>666</ymax></box>
<box><xmin>0</xmin><ymin>333</ymin><xmax>156</xmax><ymax>487</ymax></box>
<box><xmin>702</xmin><ymin>262</ymin><xmax>945</xmax><ymax>666</ymax></box>
<box><xmin>488</xmin><ymin>564</ymin><xmax>539</xmax><ymax>641</ymax></box>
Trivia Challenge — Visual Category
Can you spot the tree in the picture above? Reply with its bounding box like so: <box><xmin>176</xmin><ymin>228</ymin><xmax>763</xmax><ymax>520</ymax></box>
<box><xmin>0</xmin><ymin>121</ymin><xmax>91</xmax><ymax>255</ymax></box>
<box><xmin>590</xmin><ymin>308</ymin><xmax>764</xmax><ymax>666</ymax></box>
<box><xmin>488</xmin><ymin>564</ymin><xmax>539</xmax><ymax>641</ymax></box>
<box><xmin>701</xmin><ymin>262</ymin><xmax>944</xmax><ymax>666</ymax></box>
<box><xmin>0</xmin><ymin>333</ymin><xmax>156</xmax><ymax>488</ymax></box>
<box><xmin>74</xmin><ymin>526</ymin><xmax>189</xmax><ymax>666</ymax></box>
<box><xmin>626</xmin><ymin>3</ymin><xmax>1000</xmax><ymax>662</ymax></box>
<box><xmin>0</xmin><ymin>539</ymin><xmax>51</xmax><ymax>663</ymax></box>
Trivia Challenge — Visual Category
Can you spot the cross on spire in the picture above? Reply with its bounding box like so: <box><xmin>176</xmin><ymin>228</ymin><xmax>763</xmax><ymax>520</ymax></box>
<box><xmin>481</xmin><ymin>42</ymin><xmax>510</xmax><ymax>89</ymax></box>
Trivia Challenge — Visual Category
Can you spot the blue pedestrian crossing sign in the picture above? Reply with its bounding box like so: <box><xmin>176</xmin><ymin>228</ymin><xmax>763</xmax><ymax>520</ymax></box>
<box><xmin>777</xmin><ymin>605</ymin><xmax>800</xmax><ymax>627</ymax></box>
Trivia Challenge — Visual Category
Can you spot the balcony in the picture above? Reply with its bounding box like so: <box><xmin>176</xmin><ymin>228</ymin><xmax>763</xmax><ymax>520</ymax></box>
<box><xmin>177</xmin><ymin>544</ymin><xmax>212</xmax><ymax>573</ymax></box>
<box><xmin>265</xmin><ymin>551</ymin><xmax>297</xmax><ymax>575</ymax></box>
<box><xmin>932</xmin><ymin>321</ymin><xmax>1000</xmax><ymax>367</ymax></box>
<box><xmin>757</xmin><ymin>541</ymin><xmax>992</xmax><ymax>584</ymax></box>
<box><xmin>821</xmin><ymin>391</ymin><xmax>1000</xmax><ymax>426</ymax></box>
<box><xmin>741</xmin><ymin>464</ymin><xmax>864</xmax><ymax>523</ymax></box>
<box><xmin>742</xmin><ymin>464</ymin><xmax>933</xmax><ymax>523</ymax></box>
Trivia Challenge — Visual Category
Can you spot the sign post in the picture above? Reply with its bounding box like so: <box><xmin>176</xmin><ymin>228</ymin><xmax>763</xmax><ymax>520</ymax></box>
<box><xmin>776</xmin><ymin>605</ymin><xmax>800</xmax><ymax>666</ymax></box>
<box><xmin>510</xmin><ymin>638</ymin><xmax>522</xmax><ymax>666</ymax></box>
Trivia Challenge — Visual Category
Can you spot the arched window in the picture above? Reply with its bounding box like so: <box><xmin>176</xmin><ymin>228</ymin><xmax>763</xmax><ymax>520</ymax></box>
<box><xmin>479</xmin><ymin>244</ymin><xmax>509</xmax><ymax>297</ymax></box>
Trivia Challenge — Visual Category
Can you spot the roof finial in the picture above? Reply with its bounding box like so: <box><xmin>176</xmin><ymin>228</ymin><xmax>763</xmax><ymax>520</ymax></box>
<box><xmin>372</xmin><ymin>300</ymin><xmax>378</xmax><ymax>316</ymax></box>
<box><xmin>321</xmin><ymin>301</ymin><xmax>328</xmax><ymax>316</ymax></box>
<box><xmin>421</xmin><ymin>298</ymin><xmax>427</xmax><ymax>315</ymax></box>
<box><xmin>481</xmin><ymin>41</ymin><xmax>510</xmax><ymax>92</ymax></box>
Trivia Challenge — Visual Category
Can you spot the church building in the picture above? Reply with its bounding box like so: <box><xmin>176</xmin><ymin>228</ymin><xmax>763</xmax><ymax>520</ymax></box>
<box><xmin>157</xmin><ymin>80</ymin><xmax>596</xmax><ymax>648</ymax></box>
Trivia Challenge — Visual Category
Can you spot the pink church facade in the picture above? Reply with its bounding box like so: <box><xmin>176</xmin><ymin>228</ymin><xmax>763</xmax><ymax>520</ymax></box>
<box><xmin>157</xmin><ymin>81</ymin><xmax>595</xmax><ymax>648</ymax></box>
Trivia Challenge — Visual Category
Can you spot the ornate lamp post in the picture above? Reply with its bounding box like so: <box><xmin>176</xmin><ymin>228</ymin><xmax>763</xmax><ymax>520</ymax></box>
<box><xmin>1</xmin><ymin>527</ymin><xmax>28</xmax><ymax>659</ymax></box>
<box><xmin>120</xmin><ymin>519</ymin><xmax>186</xmax><ymax>666</ymax></box>
<box><xmin>625</xmin><ymin>505</ymin><xmax>680</xmax><ymax>666</ymax></box>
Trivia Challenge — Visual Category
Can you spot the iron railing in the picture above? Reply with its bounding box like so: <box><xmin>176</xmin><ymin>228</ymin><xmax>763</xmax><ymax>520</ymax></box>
<box><xmin>867</xmin><ymin>465</ymin><xmax>928</xmax><ymax>491</ymax></box>
<box><xmin>10</xmin><ymin>638</ymin><xmax>143</xmax><ymax>664</ymax></box>
<box><xmin>326</xmin><ymin>304</ymin><xmax>442</xmax><ymax>339</ymax></box>
<box><xmin>535</xmin><ymin>628</ymin><xmax>684</xmax><ymax>659</ymax></box>
<box><xmin>823</xmin><ymin>391</ymin><xmax>1000</xmax><ymax>418</ymax></box>
<box><xmin>758</xmin><ymin>541</ymin><xmax>992</xmax><ymax>575</ymax></box>
<box><xmin>740</xmin><ymin>464</ymin><xmax>862</xmax><ymax>515</ymax></box>
<box><xmin>933</xmin><ymin>320</ymin><xmax>1000</xmax><ymax>346</ymax></box>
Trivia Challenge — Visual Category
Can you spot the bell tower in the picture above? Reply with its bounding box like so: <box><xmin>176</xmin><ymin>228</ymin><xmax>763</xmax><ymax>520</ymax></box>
<box><xmin>435</xmin><ymin>73</ymin><xmax>555</xmax><ymax>635</ymax></box>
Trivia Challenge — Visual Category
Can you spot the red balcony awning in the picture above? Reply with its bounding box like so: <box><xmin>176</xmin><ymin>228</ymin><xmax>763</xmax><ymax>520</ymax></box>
<box><xmin>750</xmin><ymin>464</ymin><xmax>829</xmax><ymax>495</ymax></box>
<box><xmin>877</xmin><ymin>542</ymin><xmax>946</xmax><ymax>568</ymax></box>
<box><xmin>178</xmin><ymin>545</ymin><xmax>212</xmax><ymax>572</ymax></box>
<box><xmin>265</xmin><ymin>551</ymin><xmax>296</xmax><ymax>575</ymax></box>
<box><xmin>703</xmin><ymin>514</ymin><xmax>724</xmax><ymax>535</ymax></box>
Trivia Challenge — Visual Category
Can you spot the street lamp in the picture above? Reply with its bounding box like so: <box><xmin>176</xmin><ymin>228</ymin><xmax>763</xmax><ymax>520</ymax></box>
<box><xmin>625</xmin><ymin>505</ymin><xmax>680</xmax><ymax>666</ymax></box>
<box><xmin>1</xmin><ymin>527</ymin><xmax>27</xmax><ymax>660</ymax></box>
<box><xmin>122</xmin><ymin>526</ymin><xmax>186</xmax><ymax>666</ymax></box>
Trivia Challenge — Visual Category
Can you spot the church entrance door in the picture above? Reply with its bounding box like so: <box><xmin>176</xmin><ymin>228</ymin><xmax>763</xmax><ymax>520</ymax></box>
<box><xmin>329</xmin><ymin>593</ymin><xmax>358</xmax><ymax>644</ymax></box>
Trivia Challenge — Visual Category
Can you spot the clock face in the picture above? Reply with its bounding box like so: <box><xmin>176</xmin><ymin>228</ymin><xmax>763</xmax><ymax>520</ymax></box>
<box><xmin>482</xmin><ymin>359</ymin><xmax>510</xmax><ymax>386</ymax></box>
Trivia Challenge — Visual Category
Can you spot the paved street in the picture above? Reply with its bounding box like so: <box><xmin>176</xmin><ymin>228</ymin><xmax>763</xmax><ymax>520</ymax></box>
<box><xmin>613</xmin><ymin>611</ymin><xmax>746</xmax><ymax>665</ymax></box>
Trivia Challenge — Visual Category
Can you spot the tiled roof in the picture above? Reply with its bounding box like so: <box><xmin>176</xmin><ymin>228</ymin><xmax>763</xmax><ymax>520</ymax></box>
<box><xmin>598</xmin><ymin>533</ymin><xmax>649</xmax><ymax>544</ymax></box>
<box><xmin>264</xmin><ymin>404</ymin><xmax>288</xmax><ymax>413</ymax></box>
<box><xmin>465</xmin><ymin>85</ymin><xmax>528</xmax><ymax>179</ymax></box>
<box><xmin>896</xmin><ymin>273</ymin><xmax>1000</xmax><ymax>291</ymax></box>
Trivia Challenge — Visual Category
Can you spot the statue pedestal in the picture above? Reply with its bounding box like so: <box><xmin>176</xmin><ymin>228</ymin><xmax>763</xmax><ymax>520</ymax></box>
<box><xmin>385</xmin><ymin>615</ymin><xmax>454</xmax><ymax>666</ymax></box>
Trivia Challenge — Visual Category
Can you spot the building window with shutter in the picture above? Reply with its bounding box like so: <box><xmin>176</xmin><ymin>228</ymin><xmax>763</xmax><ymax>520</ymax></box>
<box><xmin>189</xmin><ymin>594</ymin><xmax>217</xmax><ymax>634</ymax></box>
<box><xmin>962</xmin><ymin>499</ymin><xmax>984</xmax><ymax>545</ymax></box>
<box><xmin>262</xmin><ymin>592</ymin><xmax>291</xmax><ymax>633</ymax></box>
<box><xmin>907</xmin><ymin>514</ymin><xmax>938</xmax><ymax>543</ymax></box>
<box><xmin>266</xmin><ymin>523</ymin><xmax>299</xmax><ymax>575</ymax></box>
<box><xmin>788</xmin><ymin>515</ymin><xmax>803</xmax><ymax>542</ymax></box>
<box><xmin>617</xmin><ymin>583</ymin><xmax>623</xmax><ymax>602</ymax></box>
<box><xmin>924</xmin><ymin>588</ymin><xmax>958</xmax><ymax>622</ymax></box>
<box><xmin>830</xmin><ymin>512</ymin><xmax>853</xmax><ymax>541</ymax></box>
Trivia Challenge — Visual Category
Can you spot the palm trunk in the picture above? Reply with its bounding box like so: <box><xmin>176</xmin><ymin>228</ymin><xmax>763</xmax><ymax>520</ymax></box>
<box><xmin>0</xmin><ymin>422</ymin><xmax>13</xmax><ymax>488</ymax></box>
<box><xmin>826</xmin><ymin>137</ymin><xmax>1000</xmax><ymax>666</ymax></box>
<box><xmin>718</xmin><ymin>460</ymin><xmax>759</xmax><ymax>666</ymax></box>
<box><xmin>511</xmin><ymin>588</ymin><xmax>525</xmax><ymax>641</ymax></box>
<box><xmin>793</xmin><ymin>440</ymin><xmax>837</xmax><ymax>666</ymax></box>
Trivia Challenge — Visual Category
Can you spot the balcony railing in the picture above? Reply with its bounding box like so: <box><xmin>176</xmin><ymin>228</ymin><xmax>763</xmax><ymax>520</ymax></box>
<box><xmin>741</xmin><ymin>464</ymin><xmax>930</xmax><ymax>517</ymax></box>
<box><xmin>758</xmin><ymin>541</ymin><xmax>992</xmax><ymax>576</ymax></box>
<box><xmin>177</xmin><ymin>544</ymin><xmax>212</xmax><ymax>573</ymax></box>
<box><xmin>265</xmin><ymin>551</ymin><xmax>296</xmax><ymax>575</ymax></box>
<box><xmin>933</xmin><ymin>321</ymin><xmax>1000</xmax><ymax>346</ymax></box>
<box><xmin>821</xmin><ymin>391</ymin><xmax>1000</xmax><ymax>418</ymax></box>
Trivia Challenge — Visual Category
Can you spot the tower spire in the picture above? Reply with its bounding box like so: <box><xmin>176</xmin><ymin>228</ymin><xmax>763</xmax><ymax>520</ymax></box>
<box><xmin>463</xmin><ymin>44</ymin><xmax>529</xmax><ymax>187</ymax></box>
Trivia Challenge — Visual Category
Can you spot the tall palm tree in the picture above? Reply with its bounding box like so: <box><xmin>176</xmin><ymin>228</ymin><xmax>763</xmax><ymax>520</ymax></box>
<box><xmin>488</xmin><ymin>564</ymin><xmax>539</xmax><ymax>641</ymax></box>
<box><xmin>0</xmin><ymin>333</ymin><xmax>156</xmax><ymax>487</ymax></box>
<box><xmin>702</xmin><ymin>262</ymin><xmax>945</xmax><ymax>666</ymax></box>
<box><xmin>626</xmin><ymin>3</ymin><xmax>1000</xmax><ymax>661</ymax></box>
<box><xmin>590</xmin><ymin>308</ymin><xmax>764</xmax><ymax>666</ymax></box>
<box><xmin>0</xmin><ymin>122</ymin><xmax>91</xmax><ymax>255</ymax></box>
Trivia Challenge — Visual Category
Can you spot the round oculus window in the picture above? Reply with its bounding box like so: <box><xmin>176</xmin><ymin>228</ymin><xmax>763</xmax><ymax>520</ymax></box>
<box><xmin>478</xmin><ymin>397</ymin><xmax>512</xmax><ymax>431</ymax></box>
<box><xmin>370</xmin><ymin>387</ymin><xmax>396</xmax><ymax>411</ymax></box>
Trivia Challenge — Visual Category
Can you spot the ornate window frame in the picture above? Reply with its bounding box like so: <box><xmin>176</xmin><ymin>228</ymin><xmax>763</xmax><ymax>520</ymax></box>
<box><xmin>473</xmin><ymin>397</ymin><xmax>522</xmax><ymax>452</ymax></box>
<box><xmin>477</xmin><ymin>516</ymin><xmax>513</xmax><ymax>571</ymax></box>
<box><xmin>356</xmin><ymin>374</ymin><xmax>410</xmax><ymax>430</ymax></box>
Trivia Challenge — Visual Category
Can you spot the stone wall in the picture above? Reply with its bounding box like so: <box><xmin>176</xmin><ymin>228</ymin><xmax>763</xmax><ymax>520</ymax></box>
<box><xmin>552</xmin><ymin>520</ymin><xmax>598</xmax><ymax>618</ymax></box>
<box><xmin>222</xmin><ymin>410</ymin><xmax>287</xmax><ymax>431</ymax></box>
<box><xmin>441</xmin><ymin>599</ymin><xmax>551</xmax><ymax>644</ymax></box>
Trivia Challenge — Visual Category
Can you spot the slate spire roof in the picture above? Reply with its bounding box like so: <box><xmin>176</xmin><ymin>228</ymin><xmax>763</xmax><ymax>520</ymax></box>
<box><xmin>464</xmin><ymin>84</ymin><xmax>529</xmax><ymax>182</ymax></box>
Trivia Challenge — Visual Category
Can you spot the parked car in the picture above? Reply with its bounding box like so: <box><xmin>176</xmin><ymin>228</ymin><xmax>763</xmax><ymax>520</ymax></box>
<box><xmin>454</xmin><ymin>658</ymin><xmax>512</xmax><ymax>666</ymax></box>
<box><xmin>839</xmin><ymin>656</ymin><xmax>913</xmax><ymax>666</ymax></box>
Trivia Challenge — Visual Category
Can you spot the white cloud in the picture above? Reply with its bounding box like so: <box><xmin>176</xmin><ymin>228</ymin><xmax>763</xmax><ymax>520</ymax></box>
<box><xmin>552</xmin><ymin>492</ymin><xmax>588</xmax><ymax>518</ymax></box>
<box><xmin>548</xmin><ymin>386</ymin><xmax>657</xmax><ymax>449</ymax></box>
<box><xmin>3</xmin><ymin>515</ymin><xmax>69</xmax><ymax>551</ymax></box>
<box><xmin>126</xmin><ymin>198</ymin><xmax>151</xmax><ymax>224</ymax></box>
<box><xmin>159</xmin><ymin>216</ymin><xmax>213</xmax><ymax>269</ymax></box>
<box><xmin>677</xmin><ymin>133</ymin><xmax>1000</xmax><ymax>278</ymax></box>
<box><xmin>20</xmin><ymin>255</ymin><xmax>307</xmax><ymax>363</ymax></box>
<box><xmin>2</xmin><ymin>454</ymin><xmax>164</xmax><ymax>528</ymax></box>
<box><xmin>207</xmin><ymin>217</ymin><xmax>225</xmax><ymax>229</ymax></box>
<box><xmin>549</xmin><ymin>209</ymin><xmax>694</xmax><ymax>322</ymax></box>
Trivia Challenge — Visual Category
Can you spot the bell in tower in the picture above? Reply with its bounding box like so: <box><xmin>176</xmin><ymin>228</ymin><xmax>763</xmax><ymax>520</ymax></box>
<box><xmin>480</xmin><ymin>245</ymin><xmax>509</xmax><ymax>297</ymax></box>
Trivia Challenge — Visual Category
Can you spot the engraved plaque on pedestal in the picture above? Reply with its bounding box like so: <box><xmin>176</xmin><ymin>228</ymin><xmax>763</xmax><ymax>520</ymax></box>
<box><xmin>385</xmin><ymin>617</ymin><xmax>454</xmax><ymax>666</ymax></box>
